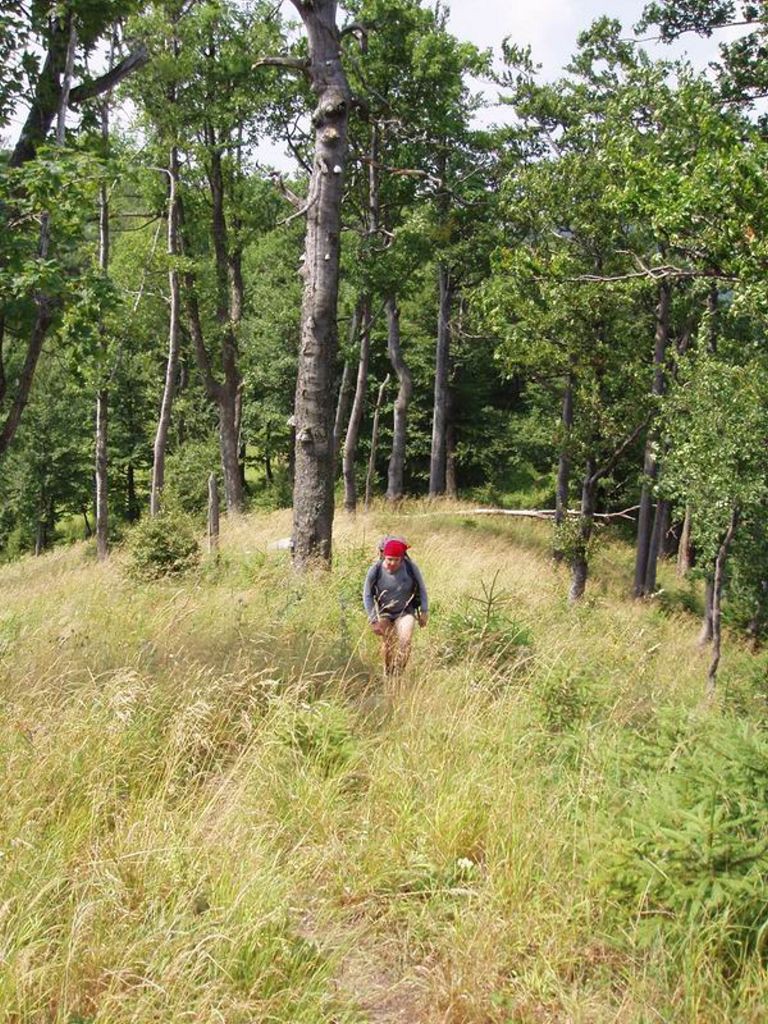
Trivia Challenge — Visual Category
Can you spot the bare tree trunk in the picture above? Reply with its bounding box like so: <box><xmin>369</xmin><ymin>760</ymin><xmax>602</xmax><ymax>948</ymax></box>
<box><xmin>644</xmin><ymin>497</ymin><xmax>670</xmax><ymax>594</ymax></box>
<box><xmin>446</xmin><ymin>415</ymin><xmax>458</xmax><ymax>498</ymax></box>
<box><xmin>151</xmin><ymin>146</ymin><xmax>182</xmax><ymax>516</ymax></box>
<box><xmin>707</xmin><ymin>506</ymin><xmax>740</xmax><ymax>694</ymax></box>
<box><xmin>126</xmin><ymin>462</ymin><xmax>139</xmax><ymax>522</ymax></box>
<box><xmin>634</xmin><ymin>280</ymin><xmax>670</xmax><ymax>596</ymax></box>
<box><xmin>569</xmin><ymin>459</ymin><xmax>597</xmax><ymax>602</ymax></box>
<box><xmin>343</xmin><ymin>296</ymin><xmax>371</xmax><ymax>512</ymax></box>
<box><xmin>386</xmin><ymin>295</ymin><xmax>412</xmax><ymax>502</ymax></box>
<box><xmin>289</xmin><ymin>0</ymin><xmax>351</xmax><ymax>568</ymax></box>
<box><xmin>333</xmin><ymin>358</ymin><xmax>354</xmax><ymax>471</ymax></box>
<box><xmin>365</xmin><ymin>375</ymin><xmax>389</xmax><ymax>512</ymax></box>
<box><xmin>699</xmin><ymin>578</ymin><xmax>714</xmax><ymax>646</ymax></box>
<box><xmin>677</xmin><ymin>505</ymin><xmax>693</xmax><ymax>576</ymax></box>
<box><xmin>95</xmin><ymin>96</ymin><xmax>110</xmax><ymax>561</ymax></box>
<box><xmin>208</xmin><ymin>473</ymin><xmax>220</xmax><ymax>554</ymax></box>
<box><xmin>208</xmin><ymin>142</ymin><xmax>244</xmax><ymax>513</ymax></box>
<box><xmin>554</xmin><ymin>365</ymin><xmax>574</xmax><ymax>561</ymax></box>
<box><xmin>429</xmin><ymin>264</ymin><xmax>452</xmax><ymax>496</ymax></box>
<box><xmin>334</xmin><ymin>296</ymin><xmax>365</xmax><ymax>473</ymax></box>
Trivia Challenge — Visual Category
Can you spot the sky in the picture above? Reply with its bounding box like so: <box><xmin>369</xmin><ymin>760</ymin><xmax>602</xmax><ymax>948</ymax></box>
<box><xmin>445</xmin><ymin>0</ymin><xmax>723</xmax><ymax>71</ymax></box>
<box><xmin>3</xmin><ymin>1</ymin><xmax>746</xmax><ymax>161</ymax></box>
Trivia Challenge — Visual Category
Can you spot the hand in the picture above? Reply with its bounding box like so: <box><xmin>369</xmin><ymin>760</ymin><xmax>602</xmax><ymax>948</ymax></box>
<box><xmin>418</xmin><ymin>611</ymin><xmax>428</xmax><ymax>628</ymax></box>
<box><xmin>370</xmin><ymin>620</ymin><xmax>386</xmax><ymax>636</ymax></box>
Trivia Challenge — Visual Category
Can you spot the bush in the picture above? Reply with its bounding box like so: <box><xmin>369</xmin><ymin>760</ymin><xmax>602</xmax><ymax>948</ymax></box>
<box><xmin>597</xmin><ymin>713</ymin><xmax>768</xmax><ymax>964</ymax></box>
<box><xmin>124</xmin><ymin>510</ymin><xmax>200</xmax><ymax>580</ymax></box>
<box><xmin>439</xmin><ymin>570</ymin><xmax>532</xmax><ymax>666</ymax></box>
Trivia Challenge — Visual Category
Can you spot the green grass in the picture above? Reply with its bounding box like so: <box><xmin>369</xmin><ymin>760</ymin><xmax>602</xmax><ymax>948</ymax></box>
<box><xmin>1</xmin><ymin>501</ymin><xmax>767</xmax><ymax>1022</ymax></box>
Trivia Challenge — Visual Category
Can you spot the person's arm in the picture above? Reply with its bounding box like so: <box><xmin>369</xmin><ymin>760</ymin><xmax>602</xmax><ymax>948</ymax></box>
<box><xmin>362</xmin><ymin>564</ymin><xmax>379</xmax><ymax>622</ymax></box>
<box><xmin>411</xmin><ymin>561</ymin><xmax>428</xmax><ymax>623</ymax></box>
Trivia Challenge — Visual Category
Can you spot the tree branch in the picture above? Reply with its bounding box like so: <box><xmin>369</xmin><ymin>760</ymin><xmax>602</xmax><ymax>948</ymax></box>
<box><xmin>589</xmin><ymin>416</ymin><xmax>652</xmax><ymax>488</ymax></box>
<box><xmin>69</xmin><ymin>44</ymin><xmax>149</xmax><ymax>106</ymax></box>
<box><xmin>253</xmin><ymin>55</ymin><xmax>310</xmax><ymax>78</ymax></box>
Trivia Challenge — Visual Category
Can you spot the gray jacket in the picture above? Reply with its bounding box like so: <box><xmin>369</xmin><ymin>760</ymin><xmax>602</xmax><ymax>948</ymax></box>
<box><xmin>363</xmin><ymin>558</ymin><xmax>429</xmax><ymax>621</ymax></box>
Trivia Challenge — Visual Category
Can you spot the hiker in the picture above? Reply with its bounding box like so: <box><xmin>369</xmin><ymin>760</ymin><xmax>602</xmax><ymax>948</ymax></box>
<box><xmin>363</xmin><ymin>537</ymin><xmax>429</xmax><ymax>677</ymax></box>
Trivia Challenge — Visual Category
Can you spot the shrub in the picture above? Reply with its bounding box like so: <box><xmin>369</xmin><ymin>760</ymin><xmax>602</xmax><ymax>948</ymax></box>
<box><xmin>439</xmin><ymin>570</ymin><xmax>532</xmax><ymax>666</ymax></box>
<box><xmin>124</xmin><ymin>510</ymin><xmax>200</xmax><ymax>580</ymax></box>
<box><xmin>597</xmin><ymin>713</ymin><xmax>768</xmax><ymax>964</ymax></box>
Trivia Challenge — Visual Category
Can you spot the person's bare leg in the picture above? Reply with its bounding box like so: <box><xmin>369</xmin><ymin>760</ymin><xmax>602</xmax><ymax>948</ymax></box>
<box><xmin>392</xmin><ymin>614</ymin><xmax>416</xmax><ymax>675</ymax></box>
<box><xmin>379</xmin><ymin>619</ymin><xmax>397</xmax><ymax>677</ymax></box>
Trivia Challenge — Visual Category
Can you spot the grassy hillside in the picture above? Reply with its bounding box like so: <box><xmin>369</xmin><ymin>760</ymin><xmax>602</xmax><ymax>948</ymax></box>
<box><xmin>2</xmin><ymin>503</ymin><xmax>768</xmax><ymax>1023</ymax></box>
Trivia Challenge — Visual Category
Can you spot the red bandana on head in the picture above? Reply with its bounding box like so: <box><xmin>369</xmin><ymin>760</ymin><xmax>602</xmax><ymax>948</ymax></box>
<box><xmin>383</xmin><ymin>539</ymin><xmax>408</xmax><ymax>558</ymax></box>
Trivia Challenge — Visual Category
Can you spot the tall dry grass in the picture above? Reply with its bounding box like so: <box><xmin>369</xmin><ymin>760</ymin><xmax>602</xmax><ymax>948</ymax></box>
<box><xmin>0</xmin><ymin>501</ymin><xmax>766</xmax><ymax>1022</ymax></box>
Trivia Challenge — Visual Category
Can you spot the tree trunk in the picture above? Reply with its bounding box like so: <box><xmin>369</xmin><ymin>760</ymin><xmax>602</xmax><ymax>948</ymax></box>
<box><xmin>554</xmin><ymin>366</ymin><xmax>574</xmax><ymax>561</ymax></box>
<box><xmin>343</xmin><ymin>296</ymin><xmax>372</xmax><ymax>513</ymax></box>
<box><xmin>365</xmin><ymin>375</ymin><xmax>390</xmax><ymax>512</ymax></box>
<box><xmin>386</xmin><ymin>295</ymin><xmax>412</xmax><ymax>502</ymax></box>
<box><xmin>446</xmin><ymin>417</ymin><xmax>458</xmax><ymax>498</ymax></box>
<box><xmin>289</xmin><ymin>0</ymin><xmax>351</xmax><ymax>567</ymax></box>
<box><xmin>151</xmin><ymin>146</ymin><xmax>182</xmax><ymax>516</ymax></box>
<box><xmin>699</xmin><ymin>578</ymin><xmax>715</xmax><ymax>646</ymax></box>
<box><xmin>644</xmin><ymin>497</ymin><xmax>670</xmax><ymax>594</ymax></box>
<box><xmin>333</xmin><ymin>298</ymin><xmax>363</xmax><ymax>472</ymax></box>
<box><xmin>429</xmin><ymin>263</ymin><xmax>452</xmax><ymax>496</ymax></box>
<box><xmin>0</xmin><ymin>17</ymin><xmax>76</xmax><ymax>458</ymax></box>
<box><xmin>634</xmin><ymin>280</ymin><xmax>670</xmax><ymax>596</ymax></box>
<box><xmin>677</xmin><ymin>505</ymin><xmax>693</xmax><ymax>576</ymax></box>
<box><xmin>333</xmin><ymin>358</ymin><xmax>353</xmax><ymax>472</ymax></box>
<box><xmin>95</xmin><ymin>98</ymin><xmax>110</xmax><ymax>561</ymax></box>
<box><xmin>208</xmin><ymin>473</ymin><xmax>220</xmax><ymax>554</ymax></box>
<box><xmin>569</xmin><ymin>459</ymin><xmax>597</xmax><ymax>602</ymax></box>
<box><xmin>126</xmin><ymin>462</ymin><xmax>139</xmax><ymax>522</ymax></box>
<box><xmin>707</xmin><ymin>506</ymin><xmax>740</xmax><ymax>694</ymax></box>
<box><xmin>208</xmin><ymin>143</ymin><xmax>244</xmax><ymax>513</ymax></box>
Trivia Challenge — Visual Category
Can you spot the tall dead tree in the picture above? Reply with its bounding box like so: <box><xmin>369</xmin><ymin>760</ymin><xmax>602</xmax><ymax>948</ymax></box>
<box><xmin>272</xmin><ymin>0</ymin><xmax>351</xmax><ymax>566</ymax></box>
<box><xmin>95</xmin><ymin>97</ymin><xmax>110</xmax><ymax>561</ymax></box>
<box><xmin>429</xmin><ymin>263</ymin><xmax>452</xmax><ymax>496</ymax></box>
<box><xmin>150</xmin><ymin>146</ymin><xmax>182</xmax><ymax>516</ymax></box>
<box><xmin>342</xmin><ymin>296</ymin><xmax>372</xmax><ymax>512</ymax></box>
<box><xmin>634</xmin><ymin>280</ymin><xmax>671</xmax><ymax>596</ymax></box>
<box><xmin>385</xmin><ymin>295</ymin><xmax>412</xmax><ymax>502</ymax></box>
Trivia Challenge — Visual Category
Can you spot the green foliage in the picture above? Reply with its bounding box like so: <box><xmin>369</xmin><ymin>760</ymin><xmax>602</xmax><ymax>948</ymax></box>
<box><xmin>124</xmin><ymin>509</ymin><xmax>200</xmax><ymax>580</ymax></box>
<box><xmin>440</xmin><ymin>570</ymin><xmax>532</xmax><ymax>665</ymax></box>
<box><xmin>599</xmin><ymin>713</ymin><xmax>768</xmax><ymax>962</ymax></box>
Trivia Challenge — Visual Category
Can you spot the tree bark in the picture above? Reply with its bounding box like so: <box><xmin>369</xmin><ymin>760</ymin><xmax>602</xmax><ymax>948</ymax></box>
<box><xmin>429</xmin><ymin>263</ymin><xmax>452</xmax><ymax>496</ymax></box>
<box><xmin>343</xmin><ymin>296</ymin><xmax>372</xmax><ymax>512</ymax></box>
<box><xmin>707</xmin><ymin>506</ymin><xmax>740</xmax><ymax>694</ymax></box>
<box><xmin>386</xmin><ymin>295</ymin><xmax>412</xmax><ymax>502</ymax></box>
<box><xmin>365</xmin><ymin>375</ymin><xmax>390</xmax><ymax>512</ymax></box>
<box><xmin>644</xmin><ymin>497</ymin><xmax>670</xmax><ymax>593</ymax></box>
<box><xmin>208</xmin><ymin>141</ymin><xmax>244</xmax><ymax>513</ymax></box>
<box><xmin>699</xmin><ymin>578</ymin><xmax>715</xmax><ymax>646</ymax></box>
<box><xmin>151</xmin><ymin>146</ymin><xmax>182</xmax><ymax>516</ymax></box>
<box><xmin>288</xmin><ymin>0</ymin><xmax>351</xmax><ymax>568</ymax></box>
<box><xmin>569</xmin><ymin>459</ymin><xmax>597</xmax><ymax>602</ymax></box>
<box><xmin>634</xmin><ymin>280</ymin><xmax>671</xmax><ymax>596</ymax></box>
<box><xmin>95</xmin><ymin>97</ymin><xmax>110</xmax><ymax>562</ymax></box>
<box><xmin>208</xmin><ymin>473</ymin><xmax>220</xmax><ymax>554</ymax></box>
<box><xmin>677</xmin><ymin>505</ymin><xmax>693</xmax><ymax>576</ymax></box>
<box><xmin>554</xmin><ymin>365</ymin><xmax>574</xmax><ymax>561</ymax></box>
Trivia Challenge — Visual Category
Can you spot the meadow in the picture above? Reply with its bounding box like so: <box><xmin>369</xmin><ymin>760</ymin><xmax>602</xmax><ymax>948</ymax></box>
<box><xmin>1</xmin><ymin>503</ymin><xmax>767</xmax><ymax>1023</ymax></box>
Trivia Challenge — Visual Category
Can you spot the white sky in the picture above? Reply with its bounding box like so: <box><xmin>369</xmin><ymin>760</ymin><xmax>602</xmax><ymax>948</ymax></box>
<box><xmin>445</xmin><ymin>0</ymin><xmax>735</xmax><ymax>72</ymax></box>
<box><xmin>3</xmin><ymin>1</ymin><xmax>745</xmax><ymax>160</ymax></box>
